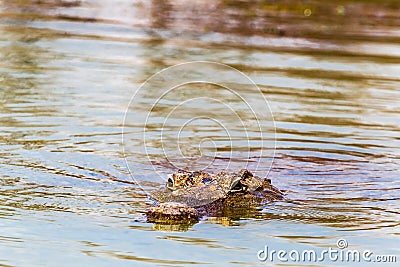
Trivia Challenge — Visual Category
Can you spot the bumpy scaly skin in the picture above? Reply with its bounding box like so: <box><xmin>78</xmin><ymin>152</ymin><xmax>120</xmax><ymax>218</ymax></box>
<box><xmin>166</xmin><ymin>170</ymin><xmax>212</xmax><ymax>189</ymax></box>
<box><xmin>146</xmin><ymin>169</ymin><xmax>283</xmax><ymax>224</ymax></box>
<box><xmin>151</xmin><ymin>170</ymin><xmax>236</xmax><ymax>207</ymax></box>
<box><xmin>146</xmin><ymin>202</ymin><xmax>199</xmax><ymax>224</ymax></box>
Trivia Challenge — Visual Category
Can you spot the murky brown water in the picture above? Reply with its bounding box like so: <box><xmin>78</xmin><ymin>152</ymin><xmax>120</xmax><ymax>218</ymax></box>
<box><xmin>1</xmin><ymin>1</ymin><xmax>399</xmax><ymax>266</ymax></box>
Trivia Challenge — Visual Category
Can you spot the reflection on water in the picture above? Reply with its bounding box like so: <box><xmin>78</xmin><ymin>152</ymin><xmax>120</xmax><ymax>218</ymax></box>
<box><xmin>0</xmin><ymin>0</ymin><xmax>399</xmax><ymax>266</ymax></box>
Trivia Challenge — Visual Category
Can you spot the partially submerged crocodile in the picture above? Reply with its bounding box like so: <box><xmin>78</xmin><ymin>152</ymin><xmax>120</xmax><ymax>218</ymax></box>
<box><xmin>147</xmin><ymin>169</ymin><xmax>283</xmax><ymax>224</ymax></box>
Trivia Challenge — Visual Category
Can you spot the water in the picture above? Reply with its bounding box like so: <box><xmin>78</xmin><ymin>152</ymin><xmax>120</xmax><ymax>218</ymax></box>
<box><xmin>1</xmin><ymin>1</ymin><xmax>399</xmax><ymax>266</ymax></box>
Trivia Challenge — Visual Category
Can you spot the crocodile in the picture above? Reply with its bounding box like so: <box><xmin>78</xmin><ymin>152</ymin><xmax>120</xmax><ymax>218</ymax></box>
<box><xmin>147</xmin><ymin>169</ymin><xmax>283</xmax><ymax>224</ymax></box>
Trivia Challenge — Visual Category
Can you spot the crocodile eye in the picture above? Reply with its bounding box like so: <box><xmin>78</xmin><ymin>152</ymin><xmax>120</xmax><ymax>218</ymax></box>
<box><xmin>230</xmin><ymin>177</ymin><xmax>243</xmax><ymax>192</ymax></box>
<box><xmin>231</xmin><ymin>182</ymin><xmax>243</xmax><ymax>191</ymax></box>
<box><xmin>167</xmin><ymin>178</ymin><xmax>174</xmax><ymax>189</ymax></box>
<box><xmin>202</xmin><ymin>177</ymin><xmax>212</xmax><ymax>183</ymax></box>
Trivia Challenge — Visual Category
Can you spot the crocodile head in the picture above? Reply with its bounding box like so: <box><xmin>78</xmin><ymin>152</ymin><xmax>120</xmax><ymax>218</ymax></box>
<box><xmin>147</xmin><ymin>169</ymin><xmax>283</xmax><ymax>225</ymax></box>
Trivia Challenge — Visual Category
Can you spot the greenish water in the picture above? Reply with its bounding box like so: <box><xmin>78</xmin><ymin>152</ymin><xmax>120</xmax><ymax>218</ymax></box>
<box><xmin>0</xmin><ymin>1</ymin><xmax>399</xmax><ymax>266</ymax></box>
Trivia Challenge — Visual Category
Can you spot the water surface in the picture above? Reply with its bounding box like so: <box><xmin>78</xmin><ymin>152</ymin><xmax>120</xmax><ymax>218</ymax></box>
<box><xmin>0</xmin><ymin>1</ymin><xmax>399</xmax><ymax>266</ymax></box>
